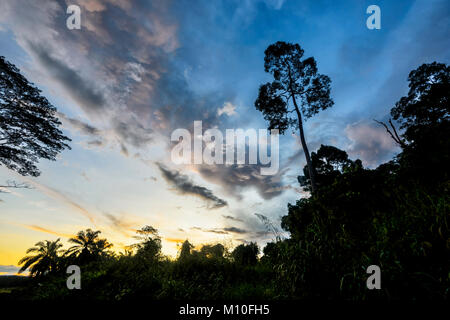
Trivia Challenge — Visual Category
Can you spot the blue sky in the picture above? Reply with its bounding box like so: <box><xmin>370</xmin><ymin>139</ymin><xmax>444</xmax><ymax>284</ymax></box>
<box><xmin>0</xmin><ymin>0</ymin><xmax>449</xmax><ymax>272</ymax></box>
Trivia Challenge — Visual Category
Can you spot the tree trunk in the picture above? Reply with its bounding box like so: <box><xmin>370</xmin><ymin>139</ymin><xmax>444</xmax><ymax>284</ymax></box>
<box><xmin>291</xmin><ymin>95</ymin><xmax>317</xmax><ymax>194</ymax></box>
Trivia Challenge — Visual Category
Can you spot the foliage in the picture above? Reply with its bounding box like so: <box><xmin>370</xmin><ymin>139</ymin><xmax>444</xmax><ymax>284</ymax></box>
<box><xmin>254</xmin><ymin>42</ymin><xmax>333</xmax><ymax>133</ymax></box>
<box><xmin>132</xmin><ymin>225</ymin><xmax>162</xmax><ymax>261</ymax></box>
<box><xmin>0</xmin><ymin>56</ymin><xmax>70</xmax><ymax>177</ymax></box>
<box><xmin>255</xmin><ymin>41</ymin><xmax>334</xmax><ymax>193</ymax></box>
<box><xmin>392</xmin><ymin>62</ymin><xmax>450</xmax><ymax>186</ymax></box>
<box><xmin>275</xmin><ymin>62</ymin><xmax>450</xmax><ymax>300</ymax></box>
<box><xmin>65</xmin><ymin>229</ymin><xmax>113</xmax><ymax>264</ymax></box>
<box><xmin>18</xmin><ymin>239</ymin><xmax>63</xmax><ymax>277</ymax></box>
<box><xmin>231</xmin><ymin>243</ymin><xmax>259</xmax><ymax>266</ymax></box>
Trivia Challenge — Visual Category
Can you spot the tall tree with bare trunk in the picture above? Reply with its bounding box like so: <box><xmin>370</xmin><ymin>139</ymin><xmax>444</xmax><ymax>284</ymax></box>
<box><xmin>255</xmin><ymin>42</ymin><xmax>333</xmax><ymax>193</ymax></box>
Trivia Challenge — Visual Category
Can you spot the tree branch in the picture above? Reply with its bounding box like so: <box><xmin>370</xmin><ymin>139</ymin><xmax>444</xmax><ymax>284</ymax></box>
<box><xmin>0</xmin><ymin>180</ymin><xmax>32</xmax><ymax>192</ymax></box>
<box><xmin>374</xmin><ymin>119</ymin><xmax>406</xmax><ymax>148</ymax></box>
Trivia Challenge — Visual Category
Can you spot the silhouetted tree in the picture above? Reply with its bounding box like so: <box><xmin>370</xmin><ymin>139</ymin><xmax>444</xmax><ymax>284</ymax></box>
<box><xmin>391</xmin><ymin>62</ymin><xmax>450</xmax><ymax>184</ymax></box>
<box><xmin>66</xmin><ymin>229</ymin><xmax>112</xmax><ymax>263</ymax></box>
<box><xmin>231</xmin><ymin>242</ymin><xmax>259</xmax><ymax>266</ymax></box>
<box><xmin>261</xmin><ymin>241</ymin><xmax>279</xmax><ymax>265</ymax></box>
<box><xmin>391</xmin><ymin>62</ymin><xmax>449</xmax><ymax>143</ymax></box>
<box><xmin>133</xmin><ymin>225</ymin><xmax>162</xmax><ymax>260</ymax></box>
<box><xmin>178</xmin><ymin>240</ymin><xmax>193</xmax><ymax>261</ymax></box>
<box><xmin>298</xmin><ymin>144</ymin><xmax>363</xmax><ymax>191</ymax></box>
<box><xmin>0</xmin><ymin>56</ymin><xmax>71</xmax><ymax>177</ymax></box>
<box><xmin>200</xmin><ymin>244</ymin><xmax>225</xmax><ymax>259</ymax></box>
<box><xmin>255</xmin><ymin>42</ymin><xmax>333</xmax><ymax>193</ymax></box>
<box><xmin>18</xmin><ymin>239</ymin><xmax>63</xmax><ymax>277</ymax></box>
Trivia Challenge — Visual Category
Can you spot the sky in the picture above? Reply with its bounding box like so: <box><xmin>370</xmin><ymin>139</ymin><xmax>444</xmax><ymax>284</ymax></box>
<box><xmin>0</xmin><ymin>0</ymin><xmax>449</xmax><ymax>274</ymax></box>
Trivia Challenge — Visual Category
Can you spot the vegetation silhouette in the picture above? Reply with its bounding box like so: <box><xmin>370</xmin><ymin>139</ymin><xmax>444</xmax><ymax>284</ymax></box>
<box><xmin>0</xmin><ymin>56</ymin><xmax>70</xmax><ymax>178</ymax></box>
<box><xmin>18</xmin><ymin>239</ymin><xmax>63</xmax><ymax>277</ymax></box>
<box><xmin>65</xmin><ymin>229</ymin><xmax>113</xmax><ymax>265</ymax></box>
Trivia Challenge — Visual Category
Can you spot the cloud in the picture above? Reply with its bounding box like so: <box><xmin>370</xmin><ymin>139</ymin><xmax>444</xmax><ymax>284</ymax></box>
<box><xmin>345</xmin><ymin>121</ymin><xmax>399</xmax><ymax>167</ymax></box>
<box><xmin>223</xmin><ymin>227</ymin><xmax>248</xmax><ymax>234</ymax></box>
<box><xmin>102</xmin><ymin>212</ymin><xmax>136</xmax><ymax>236</ymax></box>
<box><xmin>165</xmin><ymin>237</ymin><xmax>185</xmax><ymax>243</ymax></box>
<box><xmin>222</xmin><ymin>215</ymin><xmax>244</xmax><ymax>222</ymax></box>
<box><xmin>59</xmin><ymin>112</ymin><xmax>154</xmax><ymax>151</ymax></box>
<box><xmin>198</xmin><ymin>164</ymin><xmax>285</xmax><ymax>200</ymax></box>
<box><xmin>86</xmin><ymin>140</ymin><xmax>105</xmax><ymax>147</ymax></box>
<box><xmin>217</xmin><ymin>102</ymin><xmax>237</xmax><ymax>117</ymax></box>
<box><xmin>192</xmin><ymin>227</ymin><xmax>223</xmax><ymax>234</ymax></box>
<box><xmin>0</xmin><ymin>0</ymin><xmax>172</xmax><ymax>153</ymax></box>
<box><xmin>190</xmin><ymin>226</ymin><xmax>250</xmax><ymax>235</ymax></box>
<box><xmin>58</xmin><ymin>113</ymin><xmax>101</xmax><ymax>136</ymax></box>
<box><xmin>190</xmin><ymin>227</ymin><xmax>228</xmax><ymax>235</ymax></box>
<box><xmin>28</xmin><ymin>42</ymin><xmax>107</xmax><ymax>115</ymax></box>
<box><xmin>112</xmin><ymin>117</ymin><xmax>153</xmax><ymax>148</ymax></box>
<box><xmin>23</xmin><ymin>225</ymin><xmax>73</xmax><ymax>238</ymax></box>
<box><xmin>21</xmin><ymin>177</ymin><xmax>97</xmax><ymax>225</ymax></box>
<box><xmin>157</xmin><ymin>163</ymin><xmax>228</xmax><ymax>209</ymax></box>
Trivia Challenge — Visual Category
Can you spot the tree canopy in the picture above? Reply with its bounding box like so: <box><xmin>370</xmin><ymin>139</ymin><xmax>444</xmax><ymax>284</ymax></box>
<box><xmin>391</xmin><ymin>62</ymin><xmax>450</xmax><ymax>185</ymax></box>
<box><xmin>18</xmin><ymin>239</ymin><xmax>63</xmax><ymax>277</ymax></box>
<box><xmin>66</xmin><ymin>229</ymin><xmax>112</xmax><ymax>264</ymax></box>
<box><xmin>0</xmin><ymin>56</ymin><xmax>70</xmax><ymax>177</ymax></box>
<box><xmin>255</xmin><ymin>41</ymin><xmax>333</xmax><ymax>193</ymax></box>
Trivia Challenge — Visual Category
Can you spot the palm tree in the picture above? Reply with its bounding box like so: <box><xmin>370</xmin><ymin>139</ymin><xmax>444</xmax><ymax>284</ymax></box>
<box><xmin>66</xmin><ymin>229</ymin><xmax>112</xmax><ymax>263</ymax></box>
<box><xmin>18</xmin><ymin>239</ymin><xmax>63</xmax><ymax>276</ymax></box>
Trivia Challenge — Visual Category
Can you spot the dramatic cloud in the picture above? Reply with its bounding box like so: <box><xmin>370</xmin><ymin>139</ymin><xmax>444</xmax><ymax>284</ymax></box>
<box><xmin>157</xmin><ymin>163</ymin><xmax>228</xmax><ymax>209</ymax></box>
<box><xmin>198</xmin><ymin>165</ymin><xmax>285</xmax><ymax>200</ymax></box>
<box><xmin>0</xmin><ymin>0</ymin><xmax>173</xmax><ymax>151</ymax></box>
<box><xmin>28</xmin><ymin>42</ymin><xmax>107</xmax><ymax>114</ymax></box>
<box><xmin>0</xmin><ymin>0</ymin><xmax>296</xmax><ymax>203</ymax></box>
